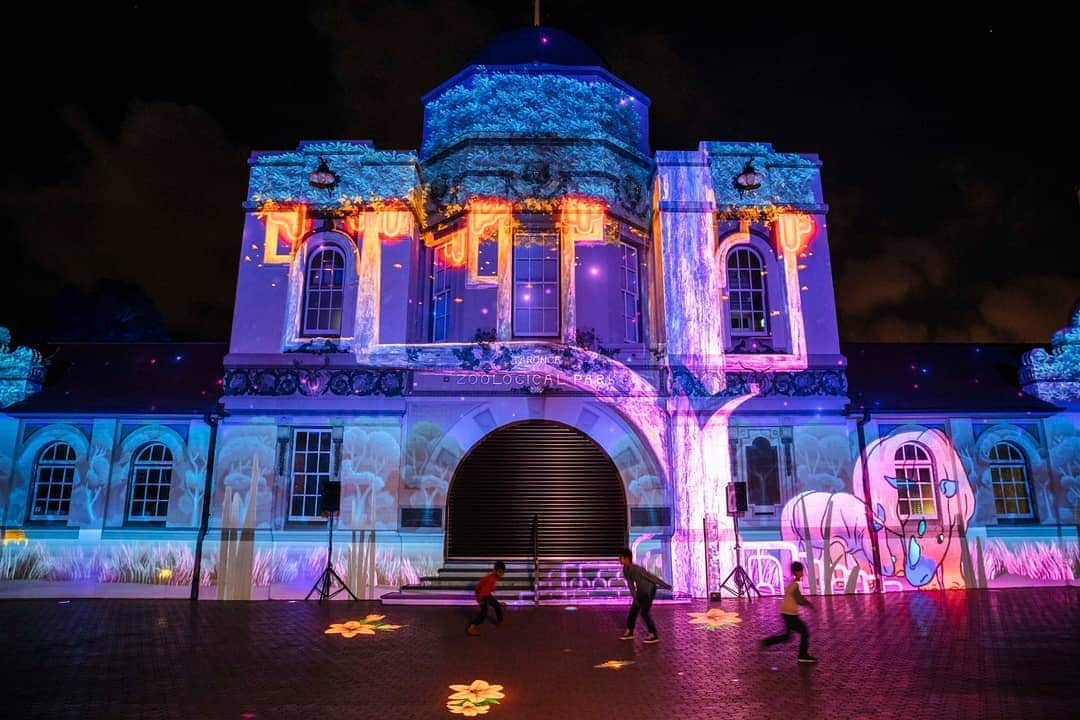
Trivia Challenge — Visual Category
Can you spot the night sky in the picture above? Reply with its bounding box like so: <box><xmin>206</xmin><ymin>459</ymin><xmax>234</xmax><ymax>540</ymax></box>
<box><xmin>3</xmin><ymin>2</ymin><xmax>1076</xmax><ymax>345</ymax></box>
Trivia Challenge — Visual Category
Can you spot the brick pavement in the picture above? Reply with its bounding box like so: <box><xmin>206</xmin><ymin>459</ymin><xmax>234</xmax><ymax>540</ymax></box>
<box><xmin>2</xmin><ymin>587</ymin><xmax>1078</xmax><ymax>719</ymax></box>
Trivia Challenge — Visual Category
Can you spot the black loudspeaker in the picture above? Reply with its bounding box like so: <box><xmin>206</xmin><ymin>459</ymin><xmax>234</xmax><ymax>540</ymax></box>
<box><xmin>319</xmin><ymin>479</ymin><xmax>341</xmax><ymax>515</ymax></box>
<box><xmin>726</xmin><ymin>482</ymin><xmax>748</xmax><ymax>516</ymax></box>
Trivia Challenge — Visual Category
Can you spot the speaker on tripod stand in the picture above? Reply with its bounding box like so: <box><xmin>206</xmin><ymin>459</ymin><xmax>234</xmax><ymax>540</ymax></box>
<box><xmin>306</xmin><ymin>479</ymin><xmax>358</xmax><ymax>603</ymax></box>
<box><xmin>717</xmin><ymin>481</ymin><xmax>760</xmax><ymax>600</ymax></box>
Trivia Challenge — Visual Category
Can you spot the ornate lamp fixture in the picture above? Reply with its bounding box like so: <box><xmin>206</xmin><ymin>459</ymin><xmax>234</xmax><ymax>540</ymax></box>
<box><xmin>734</xmin><ymin>160</ymin><xmax>765</xmax><ymax>192</ymax></box>
<box><xmin>308</xmin><ymin>156</ymin><xmax>338</xmax><ymax>194</ymax></box>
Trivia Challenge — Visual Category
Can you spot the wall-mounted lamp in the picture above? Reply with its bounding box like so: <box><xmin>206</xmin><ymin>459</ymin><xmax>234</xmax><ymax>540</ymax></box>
<box><xmin>734</xmin><ymin>160</ymin><xmax>765</xmax><ymax>192</ymax></box>
<box><xmin>308</xmin><ymin>156</ymin><xmax>338</xmax><ymax>194</ymax></box>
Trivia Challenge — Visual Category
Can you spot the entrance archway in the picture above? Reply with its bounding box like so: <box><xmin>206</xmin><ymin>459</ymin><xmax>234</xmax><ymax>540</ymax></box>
<box><xmin>446</xmin><ymin>420</ymin><xmax>627</xmax><ymax>558</ymax></box>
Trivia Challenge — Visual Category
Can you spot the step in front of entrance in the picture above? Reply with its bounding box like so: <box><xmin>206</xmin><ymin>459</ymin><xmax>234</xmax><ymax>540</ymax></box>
<box><xmin>381</xmin><ymin>559</ymin><xmax>685</xmax><ymax>606</ymax></box>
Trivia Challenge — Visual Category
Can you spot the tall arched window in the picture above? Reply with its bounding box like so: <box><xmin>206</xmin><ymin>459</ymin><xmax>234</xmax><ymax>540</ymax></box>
<box><xmin>128</xmin><ymin>443</ymin><xmax>174</xmax><ymax>522</ymax></box>
<box><xmin>302</xmin><ymin>246</ymin><xmax>346</xmax><ymax>337</ymax></box>
<box><xmin>988</xmin><ymin>442</ymin><xmax>1034</xmax><ymax>520</ymax></box>
<box><xmin>727</xmin><ymin>247</ymin><xmax>768</xmax><ymax>335</ymax></box>
<box><xmin>893</xmin><ymin>443</ymin><xmax>937</xmax><ymax>518</ymax></box>
<box><xmin>30</xmin><ymin>441</ymin><xmax>76</xmax><ymax>520</ymax></box>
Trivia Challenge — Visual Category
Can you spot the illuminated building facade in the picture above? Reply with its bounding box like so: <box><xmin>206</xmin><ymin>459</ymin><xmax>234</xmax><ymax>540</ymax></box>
<box><xmin>1</xmin><ymin>28</ymin><xmax>1077</xmax><ymax>600</ymax></box>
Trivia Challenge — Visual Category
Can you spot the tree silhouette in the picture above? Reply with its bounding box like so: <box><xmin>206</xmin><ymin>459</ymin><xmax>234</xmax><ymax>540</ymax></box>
<box><xmin>47</xmin><ymin>279</ymin><xmax>169</xmax><ymax>341</ymax></box>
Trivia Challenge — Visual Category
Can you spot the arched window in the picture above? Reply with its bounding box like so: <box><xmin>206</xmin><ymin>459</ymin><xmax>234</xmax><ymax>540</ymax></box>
<box><xmin>727</xmin><ymin>247</ymin><xmax>768</xmax><ymax>336</ymax></box>
<box><xmin>893</xmin><ymin>443</ymin><xmax>937</xmax><ymax>518</ymax></box>
<box><xmin>302</xmin><ymin>246</ymin><xmax>346</xmax><ymax>337</ymax></box>
<box><xmin>988</xmin><ymin>442</ymin><xmax>1034</xmax><ymax>520</ymax></box>
<box><xmin>128</xmin><ymin>443</ymin><xmax>174</xmax><ymax>522</ymax></box>
<box><xmin>30</xmin><ymin>442</ymin><xmax>76</xmax><ymax>520</ymax></box>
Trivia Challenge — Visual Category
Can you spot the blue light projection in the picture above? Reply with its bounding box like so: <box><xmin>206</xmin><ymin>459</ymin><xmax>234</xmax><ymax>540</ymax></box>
<box><xmin>246</xmin><ymin>141</ymin><xmax>419</xmax><ymax>209</ymax></box>
<box><xmin>1022</xmin><ymin>305</ymin><xmax>1080</xmax><ymax>405</ymax></box>
<box><xmin>422</xmin><ymin>69</ymin><xmax>645</xmax><ymax>157</ymax></box>
<box><xmin>0</xmin><ymin>328</ymin><xmax>44</xmax><ymax>408</ymax></box>
<box><xmin>703</xmin><ymin>142</ymin><xmax>826</xmax><ymax>216</ymax></box>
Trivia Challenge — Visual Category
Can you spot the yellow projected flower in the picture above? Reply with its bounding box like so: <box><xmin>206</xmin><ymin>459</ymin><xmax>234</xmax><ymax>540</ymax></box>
<box><xmin>448</xmin><ymin>680</ymin><xmax>505</xmax><ymax>703</ymax></box>
<box><xmin>594</xmin><ymin>660</ymin><xmax>635</xmax><ymax>670</ymax></box>
<box><xmin>446</xmin><ymin>700</ymin><xmax>490</xmax><ymax>716</ymax></box>
<box><xmin>688</xmin><ymin>608</ymin><xmax>742</xmax><ymax>630</ymax></box>
<box><xmin>325</xmin><ymin>621</ymin><xmax>377</xmax><ymax>637</ymax></box>
<box><xmin>324</xmin><ymin>615</ymin><xmax>404</xmax><ymax>638</ymax></box>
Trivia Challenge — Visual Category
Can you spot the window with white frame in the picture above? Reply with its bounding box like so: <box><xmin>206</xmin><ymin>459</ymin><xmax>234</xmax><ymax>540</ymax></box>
<box><xmin>513</xmin><ymin>231</ymin><xmax>560</xmax><ymax>337</ymax></box>
<box><xmin>989</xmin><ymin>442</ymin><xmax>1034</xmax><ymax>519</ymax></box>
<box><xmin>30</xmin><ymin>441</ymin><xmax>76</xmax><ymax>520</ymax></box>
<box><xmin>128</xmin><ymin>443</ymin><xmax>173</xmax><ymax>522</ymax></box>
<box><xmin>291</xmin><ymin>429</ymin><xmax>332</xmax><ymax>520</ymax></box>
<box><xmin>620</xmin><ymin>242</ymin><xmax>641</xmax><ymax>342</ymax></box>
<box><xmin>727</xmin><ymin>247</ymin><xmax>769</xmax><ymax>335</ymax></box>
<box><xmin>302</xmin><ymin>247</ymin><xmax>346</xmax><ymax>337</ymax></box>
<box><xmin>431</xmin><ymin>242</ymin><xmax>453</xmax><ymax>342</ymax></box>
<box><xmin>894</xmin><ymin>443</ymin><xmax>937</xmax><ymax>517</ymax></box>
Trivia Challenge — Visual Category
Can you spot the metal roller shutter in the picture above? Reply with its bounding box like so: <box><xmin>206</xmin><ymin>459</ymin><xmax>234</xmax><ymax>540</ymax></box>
<box><xmin>446</xmin><ymin>420</ymin><xmax>627</xmax><ymax>559</ymax></box>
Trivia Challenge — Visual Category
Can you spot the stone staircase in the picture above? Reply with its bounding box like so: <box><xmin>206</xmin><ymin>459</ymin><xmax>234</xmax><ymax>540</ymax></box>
<box><xmin>380</xmin><ymin>559</ymin><xmax>685</xmax><ymax>606</ymax></box>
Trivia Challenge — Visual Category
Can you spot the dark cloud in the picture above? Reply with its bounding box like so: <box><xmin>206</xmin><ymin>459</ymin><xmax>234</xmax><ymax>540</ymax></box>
<box><xmin>1</xmin><ymin>1</ymin><xmax>1076</xmax><ymax>345</ymax></box>
<box><xmin>836</xmin><ymin>157</ymin><xmax>1079</xmax><ymax>342</ymax></box>
<box><xmin>1</xmin><ymin>101</ymin><xmax>247</xmax><ymax>340</ymax></box>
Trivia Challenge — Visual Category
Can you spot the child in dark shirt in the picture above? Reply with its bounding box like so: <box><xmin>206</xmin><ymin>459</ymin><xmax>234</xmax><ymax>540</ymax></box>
<box><xmin>617</xmin><ymin>548</ymin><xmax>672</xmax><ymax>644</ymax></box>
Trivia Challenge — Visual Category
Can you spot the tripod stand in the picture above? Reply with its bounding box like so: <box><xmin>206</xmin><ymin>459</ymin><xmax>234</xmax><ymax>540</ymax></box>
<box><xmin>718</xmin><ymin>511</ymin><xmax>760</xmax><ymax>600</ymax></box>
<box><xmin>306</xmin><ymin>510</ymin><xmax>358</xmax><ymax>603</ymax></box>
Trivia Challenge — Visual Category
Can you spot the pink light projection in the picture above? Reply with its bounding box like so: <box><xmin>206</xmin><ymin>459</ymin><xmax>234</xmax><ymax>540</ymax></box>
<box><xmin>670</xmin><ymin>388</ymin><xmax>760</xmax><ymax>597</ymax></box>
<box><xmin>848</xmin><ymin>429</ymin><xmax>976</xmax><ymax>590</ymax></box>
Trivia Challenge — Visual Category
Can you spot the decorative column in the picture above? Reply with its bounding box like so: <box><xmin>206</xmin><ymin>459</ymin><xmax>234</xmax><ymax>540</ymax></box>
<box><xmin>667</xmin><ymin>392</ymin><xmax>757</xmax><ymax>598</ymax></box>
<box><xmin>654</xmin><ymin>151</ymin><xmax>725</xmax><ymax>390</ymax></box>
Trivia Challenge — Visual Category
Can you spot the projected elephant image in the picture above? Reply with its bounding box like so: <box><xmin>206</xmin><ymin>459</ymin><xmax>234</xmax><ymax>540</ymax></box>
<box><xmin>852</xmin><ymin>429</ymin><xmax>976</xmax><ymax>590</ymax></box>
<box><xmin>781</xmin><ymin>491</ymin><xmax>876</xmax><ymax>594</ymax></box>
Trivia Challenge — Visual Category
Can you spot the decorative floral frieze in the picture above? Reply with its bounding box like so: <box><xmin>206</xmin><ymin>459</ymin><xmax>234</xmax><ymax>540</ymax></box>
<box><xmin>246</xmin><ymin>141</ymin><xmax>419</xmax><ymax>209</ymax></box>
<box><xmin>1021</xmin><ymin>305</ymin><xmax>1080</xmax><ymax>404</ymax></box>
<box><xmin>421</xmin><ymin>136</ymin><xmax>653</xmax><ymax>224</ymax></box>
<box><xmin>0</xmin><ymin>327</ymin><xmax>44</xmax><ymax>408</ymax></box>
<box><xmin>702</xmin><ymin>141</ymin><xmax>826</xmax><ymax>214</ymax></box>
<box><xmin>222</xmin><ymin>367</ymin><xmax>405</xmax><ymax>398</ymax></box>
<box><xmin>669</xmin><ymin>364</ymin><xmax>847</xmax><ymax>398</ymax></box>
<box><xmin>422</xmin><ymin>69</ymin><xmax>644</xmax><ymax>158</ymax></box>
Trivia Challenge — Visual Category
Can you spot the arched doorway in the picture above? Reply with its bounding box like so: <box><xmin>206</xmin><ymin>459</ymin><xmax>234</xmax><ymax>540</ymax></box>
<box><xmin>446</xmin><ymin>420</ymin><xmax>627</xmax><ymax>558</ymax></box>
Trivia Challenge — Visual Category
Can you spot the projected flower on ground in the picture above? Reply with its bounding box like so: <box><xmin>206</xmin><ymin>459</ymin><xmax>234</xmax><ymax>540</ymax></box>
<box><xmin>688</xmin><ymin>608</ymin><xmax>742</xmax><ymax>630</ymax></box>
<box><xmin>446</xmin><ymin>701</ymin><xmax>489</xmax><ymax>716</ymax></box>
<box><xmin>324</xmin><ymin>614</ymin><xmax>403</xmax><ymax>637</ymax></box>
<box><xmin>594</xmin><ymin>660</ymin><xmax>635</xmax><ymax>670</ymax></box>
<box><xmin>446</xmin><ymin>680</ymin><xmax>504</xmax><ymax>715</ymax></box>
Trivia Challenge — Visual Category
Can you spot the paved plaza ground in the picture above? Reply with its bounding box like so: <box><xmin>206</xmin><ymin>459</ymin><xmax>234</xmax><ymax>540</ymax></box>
<box><xmin>2</xmin><ymin>587</ymin><xmax>1078</xmax><ymax>719</ymax></box>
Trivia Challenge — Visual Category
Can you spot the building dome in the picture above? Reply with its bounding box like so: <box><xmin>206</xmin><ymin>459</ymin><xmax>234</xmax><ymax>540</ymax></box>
<box><xmin>468</xmin><ymin>26</ymin><xmax>606</xmax><ymax>68</ymax></box>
